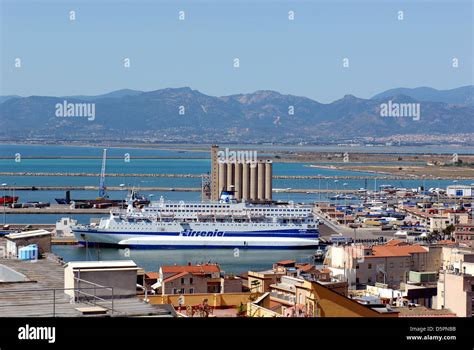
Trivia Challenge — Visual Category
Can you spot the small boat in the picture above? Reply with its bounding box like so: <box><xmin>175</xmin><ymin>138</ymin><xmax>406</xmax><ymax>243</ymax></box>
<box><xmin>313</xmin><ymin>247</ymin><xmax>326</xmax><ymax>261</ymax></box>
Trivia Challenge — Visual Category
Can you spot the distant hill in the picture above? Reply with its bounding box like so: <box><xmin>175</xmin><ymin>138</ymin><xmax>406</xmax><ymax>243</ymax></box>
<box><xmin>0</xmin><ymin>95</ymin><xmax>21</xmax><ymax>104</ymax></box>
<box><xmin>372</xmin><ymin>86</ymin><xmax>474</xmax><ymax>106</ymax></box>
<box><xmin>61</xmin><ymin>89</ymin><xmax>145</xmax><ymax>101</ymax></box>
<box><xmin>0</xmin><ymin>86</ymin><xmax>472</xmax><ymax>142</ymax></box>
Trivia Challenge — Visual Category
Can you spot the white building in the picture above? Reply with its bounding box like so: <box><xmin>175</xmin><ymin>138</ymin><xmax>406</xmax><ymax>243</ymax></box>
<box><xmin>446</xmin><ymin>185</ymin><xmax>473</xmax><ymax>198</ymax></box>
<box><xmin>54</xmin><ymin>217</ymin><xmax>78</xmax><ymax>237</ymax></box>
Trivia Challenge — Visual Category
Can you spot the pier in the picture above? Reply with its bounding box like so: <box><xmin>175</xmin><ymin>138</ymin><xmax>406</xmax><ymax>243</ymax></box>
<box><xmin>7</xmin><ymin>185</ymin><xmax>201</xmax><ymax>192</ymax></box>
<box><xmin>5</xmin><ymin>185</ymin><xmax>362</xmax><ymax>194</ymax></box>
<box><xmin>1</xmin><ymin>171</ymin><xmax>469</xmax><ymax>180</ymax></box>
<box><xmin>3</xmin><ymin>204</ymin><xmax>111</xmax><ymax>214</ymax></box>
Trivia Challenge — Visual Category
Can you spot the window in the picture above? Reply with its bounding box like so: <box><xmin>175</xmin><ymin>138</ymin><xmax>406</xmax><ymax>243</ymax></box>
<box><xmin>190</xmin><ymin>278</ymin><xmax>193</xmax><ymax>284</ymax></box>
<box><xmin>181</xmin><ymin>278</ymin><xmax>185</xmax><ymax>284</ymax></box>
<box><xmin>368</xmin><ymin>263</ymin><xmax>372</xmax><ymax>269</ymax></box>
<box><xmin>189</xmin><ymin>288</ymin><xmax>194</xmax><ymax>294</ymax></box>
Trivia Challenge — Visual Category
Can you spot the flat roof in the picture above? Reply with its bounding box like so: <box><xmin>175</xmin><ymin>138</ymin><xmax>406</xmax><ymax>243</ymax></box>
<box><xmin>5</xmin><ymin>230</ymin><xmax>51</xmax><ymax>240</ymax></box>
<box><xmin>65</xmin><ymin>260</ymin><xmax>137</xmax><ymax>269</ymax></box>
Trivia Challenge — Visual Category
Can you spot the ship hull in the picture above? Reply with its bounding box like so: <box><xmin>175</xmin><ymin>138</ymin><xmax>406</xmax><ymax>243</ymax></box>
<box><xmin>73</xmin><ymin>229</ymin><xmax>319</xmax><ymax>249</ymax></box>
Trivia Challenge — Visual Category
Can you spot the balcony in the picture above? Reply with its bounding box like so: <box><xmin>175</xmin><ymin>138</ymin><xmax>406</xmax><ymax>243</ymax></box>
<box><xmin>270</xmin><ymin>291</ymin><xmax>295</xmax><ymax>305</ymax></box>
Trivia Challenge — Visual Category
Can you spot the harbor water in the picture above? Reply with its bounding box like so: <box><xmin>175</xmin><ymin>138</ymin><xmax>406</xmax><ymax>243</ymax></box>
<box><xmin>2</xmin><ymin>143</ymin><xmax>472</xmax><ymax>272</ymax></box>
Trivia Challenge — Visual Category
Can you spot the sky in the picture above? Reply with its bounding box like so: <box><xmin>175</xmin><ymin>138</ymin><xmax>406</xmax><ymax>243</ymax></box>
<box><xmin>0</xmin><ymin>0</ymin><xmax>472</xmax><ymax>103</ymax></box>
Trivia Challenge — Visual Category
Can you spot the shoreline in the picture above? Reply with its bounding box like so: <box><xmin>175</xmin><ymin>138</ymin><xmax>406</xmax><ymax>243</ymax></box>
<box><xmin>1</xmin><ymin>141</ymin><xmax>474</xmax><ymax>155</ymax></box>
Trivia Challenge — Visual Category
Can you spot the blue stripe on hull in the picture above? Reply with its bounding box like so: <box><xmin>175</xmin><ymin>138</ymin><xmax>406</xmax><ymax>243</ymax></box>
<box><xmin>74</xmin><ymin>230</ymin><xmax>319</xmax><ymax>239</ymax></box>
<box><xmin>77</xmin><ymin>241</ymin><xmax>319</xmax><ymax>250</ymax></box>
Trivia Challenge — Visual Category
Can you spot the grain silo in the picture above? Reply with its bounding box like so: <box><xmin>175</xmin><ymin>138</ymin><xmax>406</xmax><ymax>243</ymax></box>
<box><xmin>226</xmin><ymin>161</ymin><xmax>234</xmax><ymax>191</ymax></box>
<box><xmin>241</xmin><ymin>161</ymin><xmax>250</xmax><ymax>201</ymax></box>
<box><xmin>265</xmin><ymin>160</ymin><xmax>272</xmax><ymax>201</ymax></box>
<box><xmin>218</xmin><ymin>162</ymin><xmax>227</xmax><ymax>195</ymax></box>
<box><xmin>211</xmin><ymin>146</ymin><xmax>272</xmax><ymax>202</ymax></box>
<box><xmin>250</xmin><ymin>162</ymin><xmax>258</xmax><ymax>200</ymax></box>
<box><xmin>234</xmin><ymin>162</ymin><xmax>242</xmax><ymax>200</ymax></box>
<box><xmin>257</xmin><ymin>161</ymin><xmax>265</xmax><ymax>200</ymax></box>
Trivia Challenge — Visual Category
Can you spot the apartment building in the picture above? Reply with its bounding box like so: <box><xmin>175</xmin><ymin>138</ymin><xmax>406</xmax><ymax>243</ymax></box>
<box><xmin>436</xmin><ymin>271</ymin><xmax>474</xmax><ymax>317</ymax></box>
<box><xmin>455</xmin><ymin>224</ymin><xmax>474</xmax><ymax>247</ymax></box>
<box><xmin>153</xmin><ymin>264</ymin><xmax>242</xmax><ymax>295</ymax></box>
<box><xmin>326</xmin><ymin>240</ymin><xmax>441</xmax><ymax>288</ymax></box>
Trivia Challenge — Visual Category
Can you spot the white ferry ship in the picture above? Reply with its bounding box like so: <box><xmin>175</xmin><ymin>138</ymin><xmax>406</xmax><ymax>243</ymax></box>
<box><xmin>72</xmin><ymin>191</ymin><xmax>319</xmax><ymax>249</ymax></box>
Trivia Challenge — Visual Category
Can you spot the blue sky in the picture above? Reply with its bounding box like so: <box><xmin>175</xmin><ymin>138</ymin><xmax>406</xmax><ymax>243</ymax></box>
<box><xmin>1</xmin><ymin>0</ymin><xmax>472</xmax><ymax>102</ymax></box>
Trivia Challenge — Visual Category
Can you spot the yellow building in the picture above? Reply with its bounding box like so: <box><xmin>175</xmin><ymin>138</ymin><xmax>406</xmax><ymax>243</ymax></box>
<box><xmin>248</xmin><ymin>279</ymin><xmax>398</xmax><ymax>317</ymax></box>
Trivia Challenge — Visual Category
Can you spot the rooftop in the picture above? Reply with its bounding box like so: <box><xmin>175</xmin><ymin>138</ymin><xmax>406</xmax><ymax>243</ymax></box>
<box><xmin>145</xmin><ymin>272</ymin><xmax>160</xmax><ymax>279</ymax></box>
<box><xmin>385</xmin><ymin>239</ymin><xmax>406</xmax><ymax>246</ymax></box>
<box><xmin>394</xmin><ymin>306</ymin><xmax>456</xmax><ymax>317</ymax></box>
<box><xmin>276</xmin><ymin>260</ymin><xmax>296</xmax><ymax>266</ymax></box>
<box><xmin>5</xmin><ymin>229</ymin><xmax>51</xmax><ymax>240</ymax></box>
<box><xmin>0</xmin><ymin>258</ymin><xmax>175</xmax><ymax>317</ymax></box>
<box><xmin>163</xmin><ymin>271</ymin><xmax>189</xmax><ymax>283</ymax></box>
<box><xmin>161</xmin><ymin>264</ymin><xmax>220</xmax><ymax>274</ymax></box>
<box><xmin>65</xmin><ymin>260</ymin><xmax>138</xmax><ymax>269</ymax></box>
<box><xmin>368</xmin><ymin>244</ymin><xmax>428</xmax><ymax>258</ymax></box>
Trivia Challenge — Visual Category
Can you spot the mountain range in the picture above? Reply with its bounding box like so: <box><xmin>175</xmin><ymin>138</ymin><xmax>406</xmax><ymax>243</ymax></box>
<box><xmin>0</xmin><ymin>86</ymin><xmax>472</xmax><ymax>143</ymax></box>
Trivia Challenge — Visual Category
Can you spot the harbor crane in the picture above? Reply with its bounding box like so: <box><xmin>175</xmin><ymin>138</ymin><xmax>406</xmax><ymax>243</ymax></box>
<box><xmin>98</xmin><ymin>149</ymin><xmax>108</xmax><ymax>199</ymax></box>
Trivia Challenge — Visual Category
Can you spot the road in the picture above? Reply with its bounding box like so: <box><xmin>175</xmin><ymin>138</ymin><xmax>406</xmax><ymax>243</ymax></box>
<box><xmin>313</xmin><ymin>210</ymin><xmax>397</xmax><ymax>241</ymax></box>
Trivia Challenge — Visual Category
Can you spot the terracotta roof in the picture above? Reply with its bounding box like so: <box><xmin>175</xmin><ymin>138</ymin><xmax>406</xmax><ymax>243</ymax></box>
<box><xmin>162</xmin><ymin>271</ymin><xmax>189</xmax><ymax>284</ymax></box>
<box><xmin>370</xmin><ymin>245</ymin><xmax>428</xmax><ymax>257</ymax></box>
<box><xmin>276</xmin><ymin>260</ymin><xmax>296</xmax><ymax>265</ymax></box>
<box><xmin>436</xmin><ymin>240</ymin><xmax>457</xmax><ymax>245</ymax></box>
<box><xmin>385</xmin><ymin>239</ymin><xmax>406</xmax><ymax>246</ymax></box>
<box><xmin>161</xmin><ymin>264</ymin><xmax>220</xmax><ymax>274</ymax></box>
<box><xmin>295</xmin><ymin>263</ymin><xmax>314</xmax><ymax>272</ymax></box>
<box><xmin>319</xmin><ymin>268</ymin><xmax>332</xmax><ymax>274</ymax></box>
<box><xmin>145</xmin><ymin>272</ymin><xmax>160</xmax><ymax>279</ymax></box>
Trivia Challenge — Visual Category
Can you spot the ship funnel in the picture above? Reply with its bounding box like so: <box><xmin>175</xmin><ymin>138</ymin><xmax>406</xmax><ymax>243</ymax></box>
<box><xmin>219</xmin><ymin>190</ymin><xmax>237</xmax><ymax>203</ymax></box>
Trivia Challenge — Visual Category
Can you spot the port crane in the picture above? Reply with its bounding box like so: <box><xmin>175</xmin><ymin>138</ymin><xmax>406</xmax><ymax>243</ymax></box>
<box><xmin>98</xmin><ymin>149</ymin><xmax>108</xmax><ymax>199</ymax></box>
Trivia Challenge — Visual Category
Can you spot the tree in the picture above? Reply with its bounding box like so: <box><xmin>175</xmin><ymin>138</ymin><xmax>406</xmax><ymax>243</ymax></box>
<box><xmin>442</xmin><ymin>224</ymin><xmax>455</xmax><ymax>239</ymax></box>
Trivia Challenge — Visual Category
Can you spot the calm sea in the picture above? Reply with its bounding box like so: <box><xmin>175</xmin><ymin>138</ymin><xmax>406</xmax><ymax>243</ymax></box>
<box><xmin>51</xmin><ymin>245</ymin><xmax>316</xmax><ymax>274</ymax></box>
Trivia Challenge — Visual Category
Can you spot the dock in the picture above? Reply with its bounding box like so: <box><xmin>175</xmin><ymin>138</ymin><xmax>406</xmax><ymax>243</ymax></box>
<box><xmin>4</xmin><ymin>205</ymin><xmax>111</xmax><ymax>214</ymax></box>
<box><xmin>51</xmin><ymin>237</ymin><xmax>79</xmax><ymax>245</ymax></box>
<box><xmin>5</xmin><ymin>185</ymin><xmax>201</xmax><ymax>192</ymax></box>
